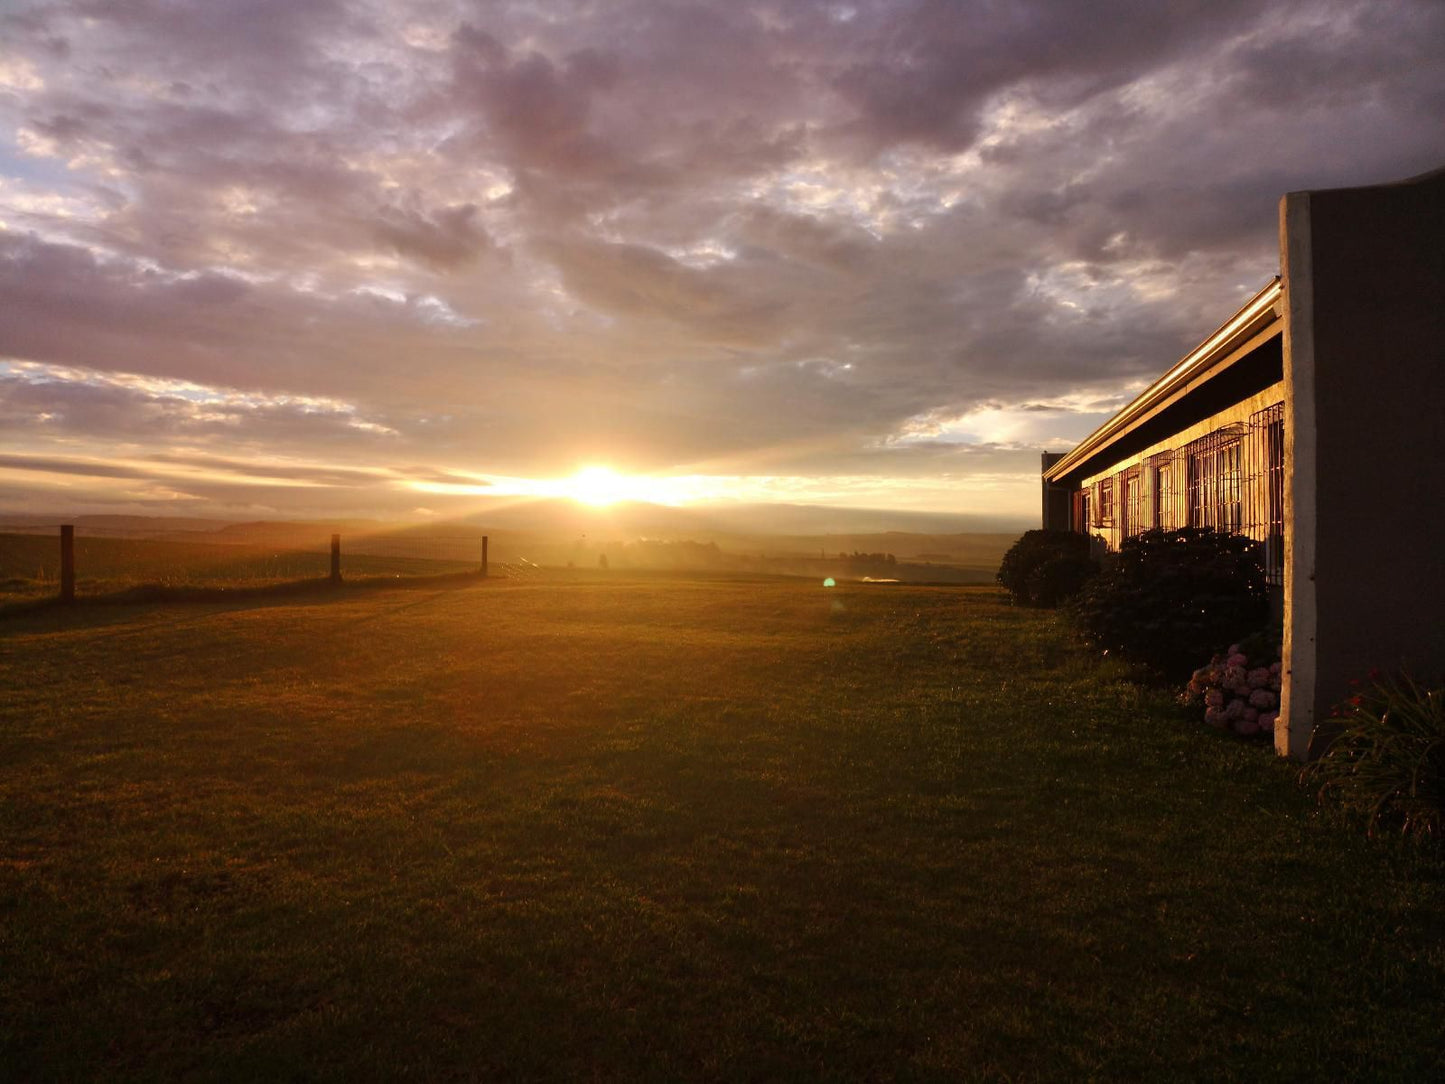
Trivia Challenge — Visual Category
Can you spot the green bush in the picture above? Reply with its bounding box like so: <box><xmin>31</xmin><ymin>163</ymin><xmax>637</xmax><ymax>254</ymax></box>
<box><xmin>1303</xmin><ymin>673</ymin><xmax>1445</xmax><ymax>843</ymax></box>
<box><xmin>1234</xmin><ymin>624</ymin><xmax>1283</xmax><ymax>666</ymax></box>
<box><xmin>996</xmin><ymin>530</ymin><xmax>1097</xmax><ymax>607</ymax></box>
<box><xmin>1067</xmin><ymin>526</ymin><xmax>1268</xmax><ymax>680</ymax></box>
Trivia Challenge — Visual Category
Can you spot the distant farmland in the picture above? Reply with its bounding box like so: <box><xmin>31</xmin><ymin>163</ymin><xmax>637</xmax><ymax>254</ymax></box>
<box><xmin>0</xmin><ymin>525</ymin><xmax>1015</xmax><ymax>605</ymax></box>
<box><xmin>0</xmin><ymin>530</ymin><xmax>484</xmax><ymax>606</ymax></box>
<box><xmin>2</xmin><ymin>575</ymin><xmax>1441</xmax><ymax>1079</ymax></box>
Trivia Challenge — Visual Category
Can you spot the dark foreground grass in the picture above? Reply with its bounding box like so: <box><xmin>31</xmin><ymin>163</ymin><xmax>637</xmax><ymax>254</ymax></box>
<box><xmin>1</xmin><ymin>577</ymin><xmax>1441</xmax><ymax>1080</ymax></box>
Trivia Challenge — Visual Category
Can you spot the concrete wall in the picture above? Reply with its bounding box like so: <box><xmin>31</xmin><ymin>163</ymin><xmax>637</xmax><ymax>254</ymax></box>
<box><xmin>1041</xmin><ymin>453</ymin><xmax>1069</xmax><ymax>530</ymax></box>
<box><xmin>1280</xmin><ymin>169</ymin><xmax>1445</xmax><ymax>758</ymax></box>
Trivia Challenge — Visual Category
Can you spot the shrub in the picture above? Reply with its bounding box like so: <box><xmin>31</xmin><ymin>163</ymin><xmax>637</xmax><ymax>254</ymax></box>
<box><xmin>996</xmin><ymin>530</ymin><xmax>1097</xmax><ymax>607</ymax></box>
<box><xmin>1234</xmin><ymin>624</ymin><xmax>1283</xmax><ymax>665</ymax></box>
<box><xmin>1067</xmin><ymin>526</ymin><xmax>1268</xmax><ymax>680</ymax></box>
<box><xmin>1026</xmin><ymin>554</ymin><xmax>1099</xmax><ymax>609</ymax></box>
<box><xmin>1303</xmin><ymin>673</ymin><xmax>1444</xmax><ymax>843</ymax></box>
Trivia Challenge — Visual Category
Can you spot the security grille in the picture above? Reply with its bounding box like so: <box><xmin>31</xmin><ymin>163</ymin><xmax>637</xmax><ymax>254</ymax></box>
<box><xmin>1246</xmin><ymin>402</ymin><xmax>1286</xmax><ymax>584</ymax></box>
<box><xmin>1144</xmin><ymin>451</ymin><xmax>1176</xmax><ymax>530</ymax></box>
<box><xmin>1120</xmin><ymin>467</ymin><xmax>1143</xmax><ymax>538</ymax></box>
<box><xmin>1185</xmin><ymin>425</ymin><xmax>1244</xmax><ymax>534</ymax></box>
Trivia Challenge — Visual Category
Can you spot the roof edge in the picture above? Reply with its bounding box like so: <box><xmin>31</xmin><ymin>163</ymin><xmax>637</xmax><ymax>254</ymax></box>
<box><xmin>1043</xmin><ymin>277</ymin><xmax>1282</xmax><ymax>483</ymax></box>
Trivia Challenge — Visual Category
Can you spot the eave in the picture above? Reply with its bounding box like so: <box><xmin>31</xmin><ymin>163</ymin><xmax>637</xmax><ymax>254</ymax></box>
<box><xmin>1043</xmin><ymin>277</ymin><xmax>1283</xmax><ymax>484</ymax></box>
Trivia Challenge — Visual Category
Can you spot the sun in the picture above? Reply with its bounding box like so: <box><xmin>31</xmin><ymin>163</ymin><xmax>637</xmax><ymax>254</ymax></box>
<box><xmin>565</xmin><ymin>466</ymin><xmax>631</xmax><ymax>507</ymax></box>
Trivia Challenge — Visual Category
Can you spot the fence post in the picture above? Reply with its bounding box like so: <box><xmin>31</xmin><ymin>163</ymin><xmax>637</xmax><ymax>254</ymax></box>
<box><xmin>330</xmin><ymin>534</ymin><xmax>341</xmax><ymax>583</ymax></box>
<box><xmin>60</xmin><ymin>524</ymin><xmax>75</xmax><ymax>603</ymax></box>
<box><xmin>481</xmin><ymin>535</ymin><xmax>489</xmax><ymax>578</ymax></box>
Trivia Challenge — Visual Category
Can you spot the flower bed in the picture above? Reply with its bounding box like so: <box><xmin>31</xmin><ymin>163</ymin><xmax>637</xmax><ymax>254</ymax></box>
<box><xmin>1186</xmin><ymin>644</ymin><xmax>1282</xmax><ymax>737</ymax></box>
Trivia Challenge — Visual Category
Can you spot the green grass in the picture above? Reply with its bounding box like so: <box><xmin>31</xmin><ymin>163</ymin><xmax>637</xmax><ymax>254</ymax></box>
<box><xmin>1</xmin><ymin>576</ymin><xmax>1442</xmax><ymax>1080</ymax></box>
<box><xmin>0</xmin><ymin>532</ymin><xmax>483</xmax><ymax>605</ymax></box>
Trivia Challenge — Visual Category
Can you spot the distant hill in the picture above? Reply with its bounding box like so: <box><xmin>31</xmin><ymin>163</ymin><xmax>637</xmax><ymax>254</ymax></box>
<box><xmin>0</xmin><ymin>513</ymin><xmax>235</xmax><ymax>534</ymax></box>
<box><xmin>0</xmin><ymin>499</ymin><xmax>1030</xmax><ymax>540</ymax></box>
<box><xmin>680</xmin><ymin>503</ymin><xmax>1031</xmax><ymax>537</ymax></box>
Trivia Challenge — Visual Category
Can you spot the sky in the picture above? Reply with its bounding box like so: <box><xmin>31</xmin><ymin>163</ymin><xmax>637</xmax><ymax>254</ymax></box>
<box><xmin>1</xmin><ymin>0</ymin><xmax>1442</xmax><ymax>524</ymax></box>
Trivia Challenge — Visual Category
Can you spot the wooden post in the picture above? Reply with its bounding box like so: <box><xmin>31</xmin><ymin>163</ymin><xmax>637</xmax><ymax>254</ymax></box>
<box><xmin>330</xmin><ymin>533</ymin><xmax>341</xmax><ymax>583</ymax></box>
<box><xmin>481</xmin><ymin>535</ymin><xmax>489</xmax><ymax>578</ymax></box>
<box><xmin>60</xmin><ymin>525</ymin><xmax>75</xmax><ymax>603</ymax></box>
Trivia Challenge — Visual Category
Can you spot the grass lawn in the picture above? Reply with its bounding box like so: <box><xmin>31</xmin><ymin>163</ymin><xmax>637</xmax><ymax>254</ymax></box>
<box><xmin>1</xmin><ymin>575</ymin><xmax>1441</xmax><ymax>1080</ymax></box>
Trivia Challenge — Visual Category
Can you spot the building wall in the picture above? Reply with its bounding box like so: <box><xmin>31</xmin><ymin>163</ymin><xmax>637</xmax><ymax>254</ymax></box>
<box><xmin>1041</xmin><ymin>452</ymin><xmax>1069</xmax><ymax>530</ymax></box>
<box><xmin>1074</xmin><ymin>382</ymin><xmax>1285</xmax><ymax>553</ymax></box>
<box><xmin>1280</xmin><ymin>170</ymin><xmax>1445</xmax><ymax>758</ymax></box>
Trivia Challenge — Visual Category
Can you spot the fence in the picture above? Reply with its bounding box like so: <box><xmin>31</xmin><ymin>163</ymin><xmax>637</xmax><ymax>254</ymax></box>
<box><xmin>0</xmin><ymin>525</ymin><xmax>501</xmax><ymax>606</ymax></box>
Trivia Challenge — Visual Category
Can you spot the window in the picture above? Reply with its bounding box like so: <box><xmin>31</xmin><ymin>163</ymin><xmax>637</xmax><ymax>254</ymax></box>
<box><xmin>1121</xmin><ymin>467</ymin><xmax>1143</xmax><ymax>537</ymax></box>
<box><xmin>1146</xmin><ymin>451</ymin><xmax>1176</xmax><ymax>530</ymax></box>
<box><xmin>1186</xmin><ymin>426</ymin><xmax>1244</xmax><ymax>533</ymax></box>
<box><xmin>1096</xmin><ymin>476</ymin><xmax>1114</xmax><ymax>527</ymax></box>
<box><xmin>1245</xmin><ymin>403</ymin><xmax>1286</xmax><ymax>584</ymax></box>
<box><xmin>1072</xmin><ymin>488</ymin><xmax>1090</xmax><ymax>534</ymax></box>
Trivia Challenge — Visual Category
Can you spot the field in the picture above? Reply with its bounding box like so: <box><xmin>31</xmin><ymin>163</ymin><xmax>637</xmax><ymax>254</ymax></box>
<box><xmin>0</xmin><ymin>531</ymin><xmax>487</xmax><ymax>606</ymax></box>
<box><xmin>0</xmin><ymin>526</ymin><xmax>1012</xmax><ymax>603</ymax></box>
<box><xmin>2</xmin><ymin>575</ymin><xmax>1443</xmax><ymax>1079</ymax></box>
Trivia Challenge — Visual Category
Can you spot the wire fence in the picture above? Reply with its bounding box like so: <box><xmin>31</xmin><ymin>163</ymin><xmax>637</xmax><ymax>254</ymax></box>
<box><xmin>0</xmin><ymin>525</ymin><xmax>518</xmax><ymax>606</ymax></box>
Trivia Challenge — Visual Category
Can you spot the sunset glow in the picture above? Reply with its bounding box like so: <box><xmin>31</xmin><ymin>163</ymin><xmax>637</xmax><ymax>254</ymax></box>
<box><xmin>0</xmin><ymin>1</ymin><xmax>1439</xmax><ymax>525</ymax></box>
<box><xmin>403</xmin><ymin>466</ymin><xmax>726</xmax><ymax>508</ymax></box>
<box><xmin>394</xmin><ymin>464</ymin><xmax>1037</xmax><ymax>517</ymax></box>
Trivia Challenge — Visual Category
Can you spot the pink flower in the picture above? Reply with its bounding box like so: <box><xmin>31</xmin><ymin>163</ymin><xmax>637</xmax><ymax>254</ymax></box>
<box><xmin>1227</xmin><ymin>644</ymin><xmax>1241</xmax><ymax>656</ymax></box>
<box><xmin>1258</xmin><ymin>711</ymin><xmax>1278</xmax><ymax>732</ymax></box>
<box><xmin>1227</xmin><ymin>653</ymin><xmax>1248</xmax><ymax>668</ymax></box>
<box><xmin>1249</xmin><ymin>689</ymin><xmax>1276</xmax><ymax>710</ymax></box>
<box><xmin>1242</xmin><ymin>707</ymin><xmax>1259</xmax><ymax>723</ymax></box>
<box><xmin>1204</xmin><ymin>706</ymin><xmax>1225</xmax><ymax>728</ymax></box>
<box><xmin>1269</xmin><ymin>662</ymin><xmax>1282</xmax><ymax>675</ymax></box>
<box><xmin>1247</xmin><ymin>667</ymin><xmax>1270</xmax><ymax>689</ymax></box>
<box><xmin>1223</xmin><ymin>665</ymin><xmax>1247</xmax><ymax>688</ymax></box>
<box><xmin>1224</xmin><ymin>699</ymin><xmax>1246</xmax><ymax>720</ymax></box>
<box><xmin>1205</xmin><ymin>689</ymin><xmax>1224</xmax><ymax>708</ymax></box>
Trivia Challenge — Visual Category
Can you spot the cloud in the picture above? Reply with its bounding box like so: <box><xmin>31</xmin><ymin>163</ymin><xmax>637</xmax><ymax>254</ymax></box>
<box><xmin>373</xmin><ymin>200</ymin><xmax>493</xmax><ymax>270</ymax></box>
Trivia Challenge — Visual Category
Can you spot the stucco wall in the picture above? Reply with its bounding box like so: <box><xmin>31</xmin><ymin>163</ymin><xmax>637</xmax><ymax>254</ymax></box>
<box><xmin>1281</xmin><ymin>169</ymin><xmax>1445</xmax><ymax>757</ymax></box>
